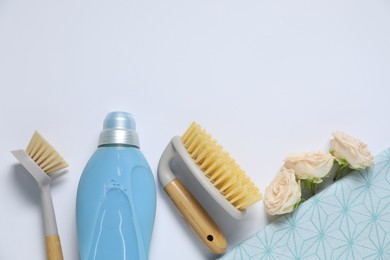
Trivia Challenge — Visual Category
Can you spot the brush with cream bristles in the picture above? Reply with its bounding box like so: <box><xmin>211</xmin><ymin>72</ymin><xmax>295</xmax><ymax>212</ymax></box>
<box><xmin>158</xmin><ymin>122</ymin><xmax>262</xmax><ymax>254</ymax></box>
<box><xmin>12</xmin><ymin>131</ymin><xmax>68</xmax><ymax>260</ymax></box>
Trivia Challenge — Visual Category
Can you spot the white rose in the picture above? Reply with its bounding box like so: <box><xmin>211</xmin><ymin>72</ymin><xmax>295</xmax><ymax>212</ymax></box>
<box><xmin>330</xmin><ymin>131</ymin><xmax>374</xmax><ymax>169</ymax></box>
<box><xmin>284</xmin><ymin>152</ymin><xmax>334</xmax><ymax>183</ymax></box>
<box><xmin>264</xmin><ymin>167</ymin><xmax>301</xmax><ymax>215</ymax></box>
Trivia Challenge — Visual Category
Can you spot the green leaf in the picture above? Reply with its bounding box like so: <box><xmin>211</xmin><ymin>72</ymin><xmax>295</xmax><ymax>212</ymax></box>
<box><xmin>293</xmin><ymin>199</ymin><xmax>301</xmax><ymax>210</ymax></box>
<box><xmin>333</xmin><ymin>162</ymin><xmax>351</xmax><ymax>181</ymax></box>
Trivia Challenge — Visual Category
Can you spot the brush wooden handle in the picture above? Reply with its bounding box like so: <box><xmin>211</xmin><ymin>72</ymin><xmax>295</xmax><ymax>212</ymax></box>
<box><xmin>164</xmin><ymin>178</ymin><xmax>227</xmax><ymax>254</ymax></box>
<box><xmin>45</xmin><ymin>235</ymin><xmax>63</xmax><ymax>260</ymax></box>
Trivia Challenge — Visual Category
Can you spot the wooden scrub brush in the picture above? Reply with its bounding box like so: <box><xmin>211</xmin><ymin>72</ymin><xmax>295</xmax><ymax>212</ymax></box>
<box><xmin>158</xmin><ymin>122</ymin><xmax>262</xmax><ymax>254</ymax></box>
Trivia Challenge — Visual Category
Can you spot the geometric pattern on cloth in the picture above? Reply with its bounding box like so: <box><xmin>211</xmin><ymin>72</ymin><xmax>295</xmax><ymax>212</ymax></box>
<box><xmin>219</xmin><ymin>149</ymin><xmax>390</xmax><ymax>260</ymax></box>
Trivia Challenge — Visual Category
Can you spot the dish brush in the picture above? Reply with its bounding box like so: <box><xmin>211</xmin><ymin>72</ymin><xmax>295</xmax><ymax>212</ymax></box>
<box><xmin>12</xmin><ymin>131</ymin><xmax>68</xmax><ymax>260</ymax></box>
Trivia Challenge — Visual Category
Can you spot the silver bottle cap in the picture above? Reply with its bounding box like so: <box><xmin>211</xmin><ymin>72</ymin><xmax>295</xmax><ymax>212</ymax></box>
<box><xmin>98</xmin><ymin>111</ymin><xmax>140</xmax><ymax>147</ymax></box>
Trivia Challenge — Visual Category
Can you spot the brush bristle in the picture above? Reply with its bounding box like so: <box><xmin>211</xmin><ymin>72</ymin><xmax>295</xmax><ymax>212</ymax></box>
<box><xmin>26</xmin><ymin>131</ymin><xmax>68</xmax><ymax>175</ymax></box>
<box><xmin>181</xmin><ymin>122</ymin><xmax>262</xmax><ymax>211</ymax></box>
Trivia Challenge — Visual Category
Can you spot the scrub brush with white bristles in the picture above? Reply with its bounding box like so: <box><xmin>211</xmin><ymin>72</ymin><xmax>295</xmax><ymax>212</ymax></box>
<box><xmin>12</xmin><ymin>131</ymin><xmax>68</xmax><ymax>260</ymax></box>
<box><xmin>158</xmin><ymin>122</ymin><xmax>262</xmax><ymax>254</ymax></box>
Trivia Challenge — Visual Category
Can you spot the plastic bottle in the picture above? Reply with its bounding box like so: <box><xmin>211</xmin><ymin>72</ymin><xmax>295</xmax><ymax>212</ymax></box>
<box><xmin>76</xmin><ymin>111</ymin><xmax>156</xmax><ymax>260</ymax></box>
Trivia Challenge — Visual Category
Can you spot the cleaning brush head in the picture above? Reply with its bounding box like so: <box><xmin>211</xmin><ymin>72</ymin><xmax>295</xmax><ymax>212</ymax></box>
<box><xmin>26</xmin><ymin>131</ymin><xmax>68</xmax><ymax>175</ymax></box>
<box><xmin>181</xmin><ymin>122</ymin><xmax>262</xmax><ymax>211</ymax></box>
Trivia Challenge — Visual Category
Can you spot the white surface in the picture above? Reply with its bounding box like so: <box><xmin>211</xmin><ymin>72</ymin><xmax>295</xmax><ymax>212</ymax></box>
<box><xmin>1</xmin><ymin>0</ymin><xmax>390</xmax><ymax>259</ymax></box>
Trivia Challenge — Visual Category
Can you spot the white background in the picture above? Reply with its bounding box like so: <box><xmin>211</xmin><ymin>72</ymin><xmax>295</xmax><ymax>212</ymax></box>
<box><xmin>1</xmin><ymin>0</ymin><xmax>390</xmax><ymax>259</ymax></box>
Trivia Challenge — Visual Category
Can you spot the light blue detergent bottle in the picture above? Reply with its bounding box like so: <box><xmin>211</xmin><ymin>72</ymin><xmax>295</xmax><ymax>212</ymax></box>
<box><xmin>76</xmin><ymin>111</ymin><xmax>156</xmax><ymax>260</ymax></box>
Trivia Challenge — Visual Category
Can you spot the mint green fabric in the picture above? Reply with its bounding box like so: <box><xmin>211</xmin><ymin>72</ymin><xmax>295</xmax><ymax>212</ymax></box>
<box><xmin>220</xmin><ymin>149</ymin><xmax>390</xmax><ymax>260</ymax></box>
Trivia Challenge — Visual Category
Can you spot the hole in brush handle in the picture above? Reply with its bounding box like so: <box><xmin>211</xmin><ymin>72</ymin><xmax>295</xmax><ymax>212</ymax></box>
<box><xmin>164</xmin><ymin>178</ymin><xmax>227</xmax><ymax>254</ymax></box>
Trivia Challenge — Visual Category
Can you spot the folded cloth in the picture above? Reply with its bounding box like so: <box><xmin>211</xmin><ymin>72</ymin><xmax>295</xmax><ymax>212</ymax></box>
<box><xmin>219</xmin><ymin>148</ymin><xmax>390</xmax><ymax>260</ymax></box>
